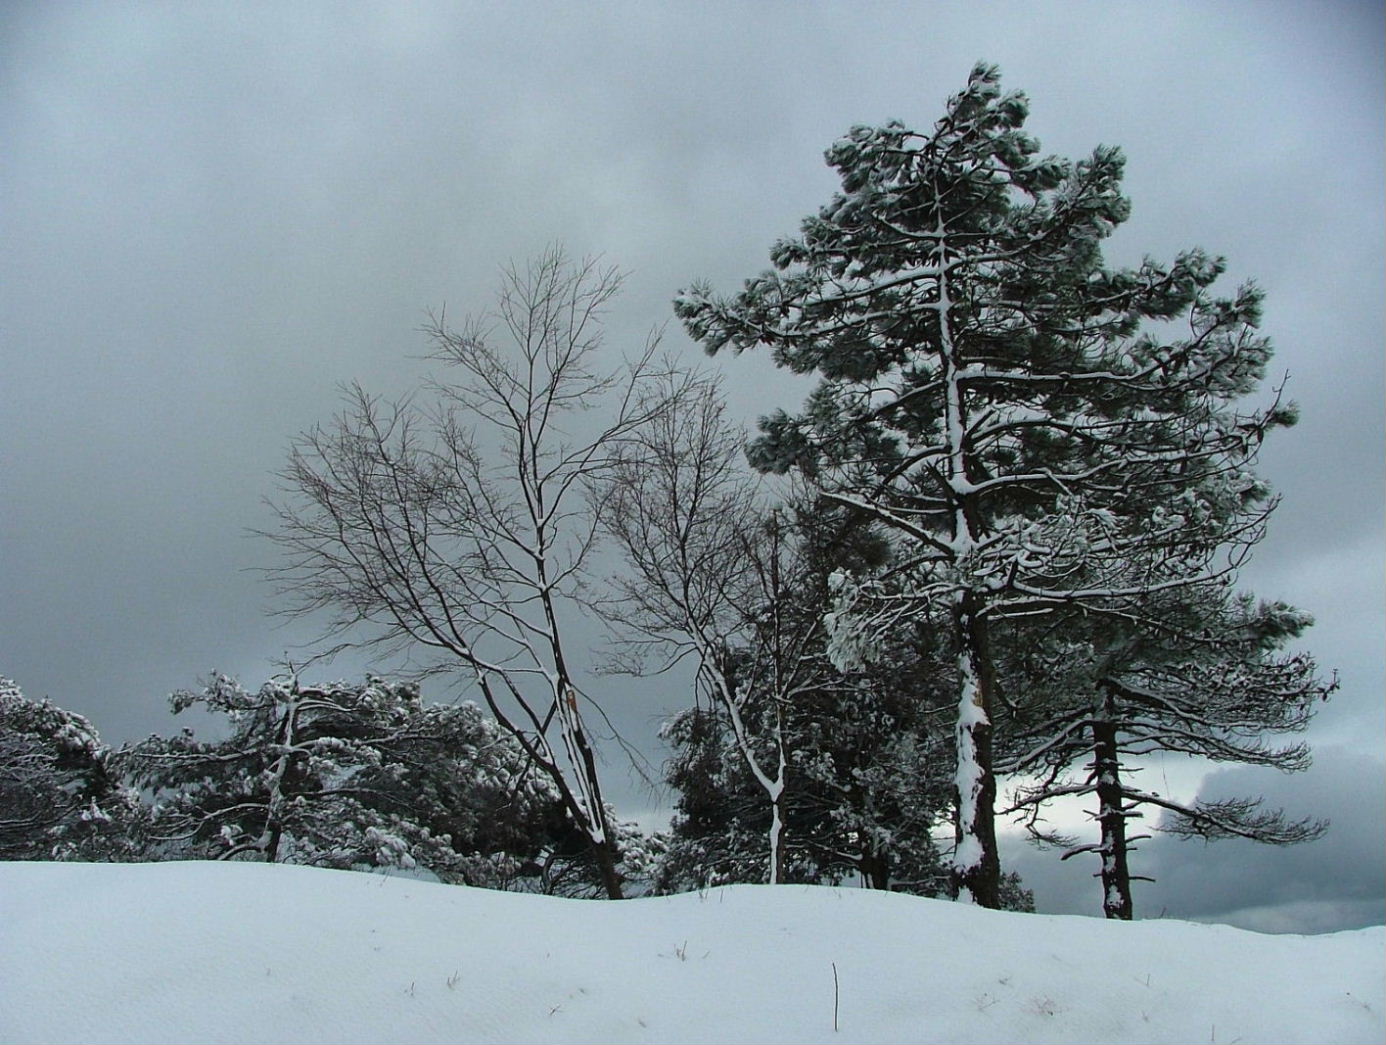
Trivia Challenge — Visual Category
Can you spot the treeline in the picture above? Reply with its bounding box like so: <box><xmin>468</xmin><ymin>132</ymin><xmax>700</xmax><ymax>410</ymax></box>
<box><xmin>0</xmin><ymin>675</ymin><xmax>660</xmax><ymax>897</ymax></box>
<box><xmin>0</xmin><ymin>668</ymin><xmax>980</xmax><ymax>904</ymax></box>
<box><xmin>2</xmin><ymin>65</ymin><xmax>1334</xmax><ymax>917</ymax></box>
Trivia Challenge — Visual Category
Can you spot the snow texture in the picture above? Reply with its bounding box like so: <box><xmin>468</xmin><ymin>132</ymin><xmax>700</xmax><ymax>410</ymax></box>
<box><xmin>1</xmin><ymin>860</ymin><xmax>1381</xmax><ymax>1044</ymax></box>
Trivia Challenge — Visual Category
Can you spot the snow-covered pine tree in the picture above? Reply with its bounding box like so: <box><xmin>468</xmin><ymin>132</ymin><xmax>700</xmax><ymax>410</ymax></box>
<box><xmin>121</xmin><ymin>674</ymin><xmax>568</xmax><ymax>884</ymax></box>
<box><xmin>987</xmin><ymin>304</ymin><xmax>1334</xmax><ymax>920</ymax></box>
<box><xmin>1000</xmin><ymin>586</ymin><xmax>1333</xmax><ymax>919</ymax></box>
<box><xmin>676</xmin><ymin>63</ymin><xmax>1295</xmax><ymax>907</ymax></box>
<box><xmin>0</xmin><ymin>677</ymin><xmax>144</xmax><ymax>860</ymax></box>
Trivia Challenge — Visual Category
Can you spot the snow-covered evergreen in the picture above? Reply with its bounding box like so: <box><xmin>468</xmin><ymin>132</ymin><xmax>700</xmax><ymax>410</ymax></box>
<box><xmin>1000</xmin><ymin>588</ymin><xmax>1333</xmax><ymax>918</ymax></box>
<box><xmin>676</xmin><ymin>64</ymin><xmax>1308</xmax><ymax>907</ymax></box>
<box><xmin>0</xmin><ymin>677</ymin><xmax>144</xmax><ymax>860</ymax></box>
<box><xmin>121</xmin><ymin>674</ymin><xmax>572</xmax><ymax>886</ymax></box>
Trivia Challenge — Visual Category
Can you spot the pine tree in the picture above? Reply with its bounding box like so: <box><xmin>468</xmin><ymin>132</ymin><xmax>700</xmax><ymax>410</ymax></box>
<box><xmin>1000</xmin><ymin>588</ymin><xmax>1332</xmax><ymax>919</ymax></box>
<box><xmin>122</xmin><ymin>674</ymin><xmax>570</xmax><ymax>884</ymax></box>
<box><xmin>0</xmin><ymin>678</ymin><xmax>144</xmax><ymax>860</ymax></box>
<box><xmin>676</xmin><ymin>63</ymin><xmax>1296</xmax><ymax>906</ymax></box>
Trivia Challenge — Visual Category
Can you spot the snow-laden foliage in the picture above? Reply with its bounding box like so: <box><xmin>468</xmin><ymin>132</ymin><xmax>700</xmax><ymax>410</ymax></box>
<box><xmin>120</xmin><ymin>674</ymin><xmax>589</xmax><ymax>888</ymax></box>
<box><xmin>656</xmin><ymin>698</ymin><xmax>953</xmax><ymax>898</ymax></box>
<box><xmin>0</xmin><ymin>677</ymin><xmax>145</xmax><ymax>860</ymax></box>
<box><xmin>677</xmin><ymin>63</ymin><xmax>1310</xmax><ymax>907</ymax></box>
<box><xmin>999</xmin><ymin>586</ymin><xmax>1333</xmax><ymax>918</ymax></box>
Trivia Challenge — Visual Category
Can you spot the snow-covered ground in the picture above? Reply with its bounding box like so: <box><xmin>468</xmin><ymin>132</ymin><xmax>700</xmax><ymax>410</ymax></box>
<box><xmin>1</xmin><ymin>861</ymin><xmax>1381</xmax><ymax>1044</ymax></box>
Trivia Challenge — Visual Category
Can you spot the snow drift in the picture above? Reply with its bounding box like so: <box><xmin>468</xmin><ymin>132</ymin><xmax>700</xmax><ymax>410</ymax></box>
<box><xmin>1</xmin><ymin>861</ymin><xmax>1380</xmax><ymax>1044</ymax></box>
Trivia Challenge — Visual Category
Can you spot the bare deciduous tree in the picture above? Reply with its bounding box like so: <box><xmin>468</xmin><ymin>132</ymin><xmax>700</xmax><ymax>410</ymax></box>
<box><xmin>266</xmin><ymin>249</ymin><xmax>667</xmax><ymax>898</ymax></box>
<box><xmin>599</xmin><ymin>375</ymin><xmax>837</xmax><ymax>883</ymax></box>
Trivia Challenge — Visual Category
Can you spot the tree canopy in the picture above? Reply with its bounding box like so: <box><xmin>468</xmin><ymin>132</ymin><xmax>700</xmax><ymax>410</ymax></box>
<box><xmin>676</xmin><ymin>62</ymin><xmax>1322</xmax><ymax>907</ymax></box>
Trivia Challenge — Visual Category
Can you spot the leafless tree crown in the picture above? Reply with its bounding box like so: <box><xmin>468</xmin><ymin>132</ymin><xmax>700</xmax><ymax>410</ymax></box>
<box><xmin>265</xmin><ymin>248</ymin><xmax>671</xmax><ymax>897</ymax></box>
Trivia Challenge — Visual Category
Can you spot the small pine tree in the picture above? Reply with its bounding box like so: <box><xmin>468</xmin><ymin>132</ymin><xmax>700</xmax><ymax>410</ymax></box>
<box><xmin>1001</xmin><ymin>588</ymin><xmax>1332</xmax><ymax>918</ymax></box>
<box><xmin>121</xmin><ymin>674</ymin><xmax>573</xmax><ymax>884</ymax></box>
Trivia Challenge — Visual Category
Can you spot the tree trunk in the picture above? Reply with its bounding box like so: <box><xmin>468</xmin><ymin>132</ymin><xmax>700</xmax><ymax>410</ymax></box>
<box><xmin>264</xmin><ymin>822</ymin><xmax>283</xmax><ymax>864</ymax></box>
<box><xmin>859</xmin><ymin>844</ymin><xmax>890</xmax><ymax>891</ymax></box>
<box><xmin>591</xmin><ymin>835</ymin><xmax>625</xmax><ymax>900</ymax></box>
<box><xmin>952</xmin><ymin>591</ymin><xmax>1001</xmax><ymax>908</ymax></box>
<box><xmin>261</xmin><ymin>686</ymin><xmax>297</xmax><ymax>865</ymax></box>
<box><xmin>555</xmin><ymin>681</ymin><xmax>624</xmax><ymax>899</ymax></box>
<box><xmin>938</xmin><ymin>237</ymin><xmax>1000</xmax><ymax>909</ymax></box>
<box><xmin>769</xmin><ymin>793</ymin><xmax>787</xmax><ymax>885</ymax></box>
<box><xmin>573</xmin><ymin>724</ymin><xmax>624</xmax><ymax>899</ymax></box>
<box><xmin>1092</xmin><ymin>690</ymin><xmax>1133</xmax><ymax>919</ymax></box>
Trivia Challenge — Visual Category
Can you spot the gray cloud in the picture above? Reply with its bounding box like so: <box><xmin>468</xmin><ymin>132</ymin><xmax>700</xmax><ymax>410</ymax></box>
<box><xmin>1139</xmin><ymin>752</ymin><xmax>1386</xmax><ymax>929</ymax></box>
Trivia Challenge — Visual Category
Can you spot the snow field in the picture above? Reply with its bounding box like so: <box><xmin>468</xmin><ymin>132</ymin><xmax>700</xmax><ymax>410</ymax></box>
<box><xmin>0</xmin><ymin>860</ymin><xmax>1380</xmax><ymax>1044</ymax></box>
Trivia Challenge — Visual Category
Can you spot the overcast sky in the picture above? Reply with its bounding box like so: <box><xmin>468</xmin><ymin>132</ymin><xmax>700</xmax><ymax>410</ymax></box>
<box><xmin>2</xmin><ymin>1</ymin><xmax>1381</xmax><ymax>930</ymax></box>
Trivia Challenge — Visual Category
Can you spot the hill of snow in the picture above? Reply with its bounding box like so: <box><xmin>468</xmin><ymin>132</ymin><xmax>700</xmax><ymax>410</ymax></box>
<box><xmin>1</xmin><ymin>861</ymin><xmax>1381</xmax><ymax>1044</ymax></box>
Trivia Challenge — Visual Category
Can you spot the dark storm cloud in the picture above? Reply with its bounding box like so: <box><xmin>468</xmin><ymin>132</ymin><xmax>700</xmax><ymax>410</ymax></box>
<box><xmin>2</xmin><ymin>1</ymin><xmax>1381</xmax><ymax>926</ymax></box>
